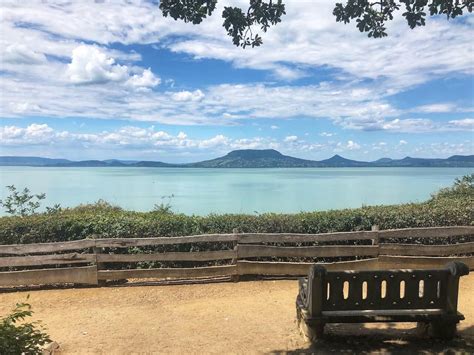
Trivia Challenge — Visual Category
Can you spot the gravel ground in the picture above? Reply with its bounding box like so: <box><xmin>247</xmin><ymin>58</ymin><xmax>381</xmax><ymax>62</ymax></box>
<box><xmin>1</xmin><ymin>275</ymin><xmax>473</xmax><ymax>354</ymax></box>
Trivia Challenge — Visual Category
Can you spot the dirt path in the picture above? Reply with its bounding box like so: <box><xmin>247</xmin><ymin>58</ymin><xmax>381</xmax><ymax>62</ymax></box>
<box><xmin>1</xmin><ymin>275</ymin><xmax>473</xmax><ymax>354</ymax></box>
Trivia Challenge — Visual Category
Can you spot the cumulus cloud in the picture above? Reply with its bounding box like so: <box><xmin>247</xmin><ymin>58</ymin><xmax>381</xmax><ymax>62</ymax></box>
<box><xmin>66</xmin><ymin>45</ymin><xmax>159</xmax><ymax>88</ymax></box>
<box><xmin>67</xmin><ymin>45</ymin><xmax>129</xmax><ymax>84</ymax></box>
<box><xmin>171</xmin><ymin>90</ymin><xmax>205</xmax><ymax>102</ymax></box>
<box><xmin>0</xmin><ymin>1</ymin><xmax>473</xmax><ymax>136</ymax></box>
<box><xmin>127</xmin><ymin>68</ymin><xmax>161</xmax><ymax>88</ymax></box>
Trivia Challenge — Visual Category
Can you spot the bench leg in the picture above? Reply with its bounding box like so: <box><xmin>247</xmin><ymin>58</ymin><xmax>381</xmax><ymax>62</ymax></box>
<box><xmin>429</xmin><ymin>320</ymin><xmax>457</xmax><ymax>340</ymax></box>
<box><xmin>298</xmin><ymin>318</ymin><xmax>325</xmax><ymax>341</ymax></box>
<box><xmin>417</xmin><ymin>321</ymin><xmax>457</xmax><ymax>340</ymax></box>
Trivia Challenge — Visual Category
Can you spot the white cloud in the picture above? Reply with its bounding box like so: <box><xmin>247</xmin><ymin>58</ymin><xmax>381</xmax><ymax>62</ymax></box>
<box><xmin>270</xmin><ymin>125</ymin><xmax>279</xmax><ymax>130</ymax></box>
<box><xmin>320</xmin><ymin>132</ymin><xmax>334</xmax><ymax>137</ymax></box>
<box><xmin>0</xmin><ymin>1</ymin><xmax>473</xmax><ymax>134</ymax></box>
<box><xmin>2</xmin><ymin>123</ymin><xmax>472</xmax><ymax>159</ymax></box>
<box><xmin>127</xmin><ymin>68</ymin><xmax>161</xmax><ymax>88</ymax></box>
<box><xmin>2</xmin><ymin>44</ymin><xmax>46</xmax><ymax>64</ymax></box>
<box><xmin>448</xmin><ymin>118</ymin><xmax>474</xmax><ymax>129</ymax></box>
<box><xmin>414</xmin><ymin>103</ymin><xmax>456</xmax><ymax>113</ymax></box>
<box><xmin>66</xmin><ymin>45</ymin><xmax>159</xmax><ymax>88</ymax></box>
<box><xmin>284</xmin><ymin>135</ymin><xmax>298</xmax><ymax>143</ymax></box>
<box><xmin>399</xmin><ymin>140</ymin><xmax>408</xmax><ymax>145</ymax></box>
<box><xmin>67</xmin><ymin>45</ymin><xmax>129</xmax><ymax>84</ymax></box>
<box><xmin>346</xmin><ymin>140</ymin><xmax>361</xmax><ymax>150</ymax></box>
<box><xmin>171</xmin><ymin>90</ymin><xmax>205</xmax><ymax>102</ymax></box>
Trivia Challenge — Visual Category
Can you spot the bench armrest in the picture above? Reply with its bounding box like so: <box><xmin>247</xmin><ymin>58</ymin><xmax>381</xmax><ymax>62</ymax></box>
<box><xmin>445</xmin><ymin>262</ymin><xmax>469</xmax><ymax>314</ymax></box>
<box><xmin>306</xmin><ymin>265</ymin><xmax>327</xmax><ymax>317</ymax></box>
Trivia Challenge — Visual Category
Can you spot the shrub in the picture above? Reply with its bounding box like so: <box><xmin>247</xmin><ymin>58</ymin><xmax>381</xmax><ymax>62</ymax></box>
<box><xmin>0</xmin><ymin>176</ymin><xmax>472</xmax><ymax>245</ymax></box>
<box><xmin>0</xmin><ymin>298</ymin><xmax>51</xmax><ymax>355</ymax></box>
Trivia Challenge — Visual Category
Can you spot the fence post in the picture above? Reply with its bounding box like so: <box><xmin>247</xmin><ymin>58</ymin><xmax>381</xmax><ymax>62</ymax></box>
<box><xmin>232</xmin><ymin>228</ymin><xmax>240</xmax><ymax>282</ymax></box>
<box><xmin>371</xmin><ymin>225</ymin><xmax>380</xmax><ymax>245</ymax></box>
<box><xmin>92</xmin><ymin>245</ymin><xmax>106</xmax><ymax>286</ymax></box>
<box><xmin>371</xmin><ymin>225</ymin><xmax>380</xmax><ymax>260</ymax></box>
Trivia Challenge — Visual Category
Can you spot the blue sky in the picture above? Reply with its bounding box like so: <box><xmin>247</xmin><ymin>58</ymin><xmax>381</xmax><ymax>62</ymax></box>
<box><xmin>0</xmin><ymin>1</ymin><xmax>473</xmax><ymax>162</ymax></box>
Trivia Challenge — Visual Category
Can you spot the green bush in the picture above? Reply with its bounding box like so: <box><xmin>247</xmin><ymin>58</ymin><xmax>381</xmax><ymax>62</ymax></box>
<box><xmin>0</xmin><ymin>176</ymin><xmax>472</xmax><ymax>245</ymax></box>
<box><xmin>0</xmin><ymin>298</ymin><xmax>51</xmax><ymax>355</ymax></box>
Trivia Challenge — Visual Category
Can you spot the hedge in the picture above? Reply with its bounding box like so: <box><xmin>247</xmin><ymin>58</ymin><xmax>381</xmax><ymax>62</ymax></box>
<box><xmin>0</xmin><ymin>194</ymin><xmax>472</xmax><ymax>246</ymax></box>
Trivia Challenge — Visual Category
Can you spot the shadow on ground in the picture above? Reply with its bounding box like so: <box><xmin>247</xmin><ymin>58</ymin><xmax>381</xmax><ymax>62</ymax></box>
<box><xmin>275</xmin><ymin>324</ymin><xmax>474</xmax><ymax>354</ymax></box>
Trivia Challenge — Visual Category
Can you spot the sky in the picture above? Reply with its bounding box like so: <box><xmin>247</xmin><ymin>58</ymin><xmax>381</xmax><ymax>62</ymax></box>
<box><xmin>0</xmin><ymin>0</ymin><xmax>473</xmax><ymax>163</ymax></box>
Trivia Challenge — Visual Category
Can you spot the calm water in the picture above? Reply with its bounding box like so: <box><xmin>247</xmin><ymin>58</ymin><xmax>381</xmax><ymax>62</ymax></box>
<box><xmin>0</xmin><ymin>167</ymin><xmax>472</xmax><ymax>216</ymax></box>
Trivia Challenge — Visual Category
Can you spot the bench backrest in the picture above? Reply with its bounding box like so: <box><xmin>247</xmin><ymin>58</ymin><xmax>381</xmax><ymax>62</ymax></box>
<box><xmin>305</xmin><ymin>262</ymin><xmax>469</xmax><ymax>316</ymax></box>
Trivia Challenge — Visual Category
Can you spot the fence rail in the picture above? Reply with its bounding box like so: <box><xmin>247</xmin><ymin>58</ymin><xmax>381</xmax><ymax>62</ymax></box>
<box><xmin>0</xmin><ymin>226</ymin><xmax>473</xmax><ymax>287</ymax></box>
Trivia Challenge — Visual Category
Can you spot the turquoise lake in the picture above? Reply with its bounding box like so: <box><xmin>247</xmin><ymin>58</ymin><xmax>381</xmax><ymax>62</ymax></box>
<box><xmin>0</xmin><ymin>167</ymin><xmax>472</xmax><ymax>216</ymax></box>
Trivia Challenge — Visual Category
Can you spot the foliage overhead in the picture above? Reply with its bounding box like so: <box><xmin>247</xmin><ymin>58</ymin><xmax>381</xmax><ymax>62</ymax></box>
<box><xmin>159</xmin><ymin>1</ymin><xmax>472</xmax><ymax>47</ymax></box>
<box><xmin>0</xmin><ymin>298</ymin><xmax>51</xmax><ymax>355</ymax></box>
<box><xmin>333</xmin><ymin>0</ymin><xmax>473</xmax><ymax>38</ymax></box>
<box><xmin>159</xmin><ymin>0</ymin><xmax>286</xmax><ymax>48</ymax></box>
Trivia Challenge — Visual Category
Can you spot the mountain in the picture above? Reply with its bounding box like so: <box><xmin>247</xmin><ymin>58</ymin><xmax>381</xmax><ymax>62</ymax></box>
<box><xmin>187</xmin><ymin>149</ymin><xmax>322</xmax><ymax>168</ymax></box>
<box><xmin>132</xmin><ymin>161</ymin><xmax>176</xmax><ymax>167</ymax></box>
<box><xmin>318</xmin><ymin>154</ymin><xmax>369</xmax><ymax>167</ymax></box>
<box><xmin>0</xmin><ymin>156</ymin><xmax>71</xmax><ymax>166</ymax></box>
<box><xmin>372</xmin><ymin>155</ymin><xmax>474</xmax><ymax>167</ymax></box>
<box><xmin>1</xmin><ymin>151</ymin><xmax>473</xmax><ymax>168</ymax></box>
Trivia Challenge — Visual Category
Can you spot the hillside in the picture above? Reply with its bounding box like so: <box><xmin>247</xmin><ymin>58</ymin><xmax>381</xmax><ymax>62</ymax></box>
<box><xmin>187</xmin><ymin>149</ymin><xmax>322</xmax><ymax>168</ymax></box>
<box><xmin>1</xmin><ymin>150</ymin><xmax>473</xmax><ymax>168</ymax></box>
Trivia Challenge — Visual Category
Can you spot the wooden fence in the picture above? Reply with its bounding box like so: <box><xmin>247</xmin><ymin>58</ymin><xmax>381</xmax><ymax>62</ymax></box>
<box><xmin>0</xmin><ymin>226</ymin><xmax>473</xmax><ymax>287</ymax></box>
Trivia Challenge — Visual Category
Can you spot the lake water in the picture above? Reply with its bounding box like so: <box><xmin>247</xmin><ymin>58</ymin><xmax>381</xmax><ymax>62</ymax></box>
<box><xmin>0</xmin><ymin>167</ymin><xmax>472</xmax><ymax>216</ymax></box>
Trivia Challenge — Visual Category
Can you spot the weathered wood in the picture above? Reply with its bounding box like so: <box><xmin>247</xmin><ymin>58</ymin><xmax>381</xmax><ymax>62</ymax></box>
<box><xmin>316</xmin><ymin>310</ymin><xmax>464</xmax><ymax>323</ymax></box>
<box><xmin>0</xmin><ymin>239</ymin><xmax>96</xmax><ymax>255</ymax></box>
<box><xmin>380</xmin><ymin>242</ymin><xmax>474</xmax><ymax>256</ymax></box>
<box><xmin>0</xmin><ymin>266</ymin><xmax>98</xmax><ymax>286</ymax></box>
<box><xmin>0</xmin><ymin>253</ymin><xmax>96</xmax><ymax>267</ymax></box>
<box><xmin>97</xmin><ymin>250</ymin><xmax>236</xmax><ymax>263</ymax></box>
<box><xmin>378</xmin><ymin>226</ymin><xmax>474</xmax><ymax>240</ymax></box>
<box><xmin>238</xmin><ymin>244</ymin><xmax>378</xmax><ymax>258</ymax></box>
<box><xmin>238</xmin><ymin>231</ymin><xmax>376</xmax><ymax>244</ymax></box>
<box><xmin>94</xmin><ymin>234</ymin><xmax>237</xmax><ymax>248</ymax></box>
<box><xmin>237</xmin><ymin>259</ymin><xmax>380</xmax><ymax>276</ymax></box>
<box><xmin>378</xmin><ymin>255</ymin><xmax>474</xmax><ymax>269</ymax></box>
<box><xmin>371</xmin><ymin>225</ymin><xmax>380</xmax><ymax>246</ymax></box>
<box><xmin>97</xmin><ymin>265</ymin><xmax>237</xmax><ymax>280</ymax></box>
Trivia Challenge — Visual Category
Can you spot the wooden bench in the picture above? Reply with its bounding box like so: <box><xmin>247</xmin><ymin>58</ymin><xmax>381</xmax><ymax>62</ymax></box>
<box><xmin>296</xmin><ymin>262</ymin><xmax>469</xmax><ymax>340</ymax></box>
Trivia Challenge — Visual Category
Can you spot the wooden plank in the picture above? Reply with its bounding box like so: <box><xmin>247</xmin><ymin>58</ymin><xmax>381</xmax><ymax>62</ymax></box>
<box><xmin>238</xmin><ymin>231</ymin><xmax>376</xmax><ymax>244</ymax></box>
<box><xmin>237</xmin><ymin>259</ymin><xmax>380</xmax><ymax>276</ymax></box>
<box><xmin>238</xmin><ymin>244</ymin><xmax>378</xmax><ymax>258</ymax></box>
<box><xmin>97</xmin><ymin>265</ymin><xmax>236</xmax><ymax>280</ymax></box>
<box><xmin>0</xmin><ymin>239</ymin><xmax>96</xmax><ymax>255</ymax></box>
<box><xmin>97</xmin><ymin>250</ymin><xmax>236</xmax><ymax>263</ymax></box>
<box><xmin>378</xmin><ymin>226</ymin><xmax>474</xmax><ymax>240</ymax></box>
<box><xmin>380</xmin><ymin>242</ymin><xmax>474</xmax><ymax>256</ymax></box>
<box><xmin>0</xmin><ymin>253</ymin><xmax>96</xmax><ymax>267</ymax></box>
<box><xmin>0</xmin><ymin>266</ymin><xmax>98</xmax><ymax>286</ymax></box>
<box><xmin>377</xmin><ymin>255</ymin><xmax>474</xmax><ymax>270</ymax></box>
<box><xmin>94</xmin><ymin>234</ymin><xmax>237</xmax><ymax>248</ymax></box>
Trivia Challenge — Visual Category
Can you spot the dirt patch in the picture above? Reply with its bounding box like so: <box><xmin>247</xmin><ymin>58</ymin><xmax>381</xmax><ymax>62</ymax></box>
<box><xmin>1</xmin><ymin>275</ymin><xmax>473</xmax><ymax>354</ymax></box>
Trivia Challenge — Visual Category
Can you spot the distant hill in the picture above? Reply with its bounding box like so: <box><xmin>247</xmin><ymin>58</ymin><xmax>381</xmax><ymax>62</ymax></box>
<box><xmin>0</xmin><ymin>156</ymin><xmax>71</xmax><ymax>166</ymax></box>
<box><xmin>1</xmin><ymin>150</ymin><xmax>473</xmax><ymax>168</ymax></box>
<box><xmin>187</xmin><ymin>149</ymin><xmax>322</xmax><ymax>168</ymax></box>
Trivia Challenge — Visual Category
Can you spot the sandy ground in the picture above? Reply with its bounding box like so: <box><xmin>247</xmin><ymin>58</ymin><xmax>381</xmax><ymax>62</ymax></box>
<box><xmin>1</xmin><ymin>275</ymin><xmax>473</xmax><ymax>354</ymax></box>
